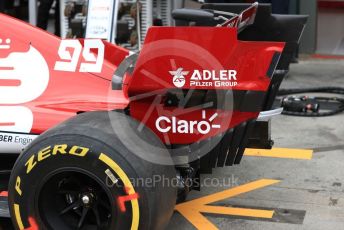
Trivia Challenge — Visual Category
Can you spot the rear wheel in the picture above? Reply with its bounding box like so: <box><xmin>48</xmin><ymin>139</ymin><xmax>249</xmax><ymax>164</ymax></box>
<box><xmin>8</xmin><ymin>111</ymin><xmax>177</xmax><ymax>230</ymax></box>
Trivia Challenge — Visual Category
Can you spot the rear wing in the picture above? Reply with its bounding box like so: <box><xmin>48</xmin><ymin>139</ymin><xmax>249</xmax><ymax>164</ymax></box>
<box><xmin>172</xmin><ymin>2</ymin><xmax>258</xmax><ymax>32</ymax></box>
<box><xmin>201</xmin><ymin>3</ymin><xmax>308</xmax><ymax>71</ymax></box>
<box><xmin>217</xmin><ymin>2</ymin><xmax>258</xmax><ymax>32</ymax></box>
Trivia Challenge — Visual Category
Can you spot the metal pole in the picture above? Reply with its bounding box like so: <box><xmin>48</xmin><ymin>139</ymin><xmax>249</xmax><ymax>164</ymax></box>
<box><xmin>137</xmin><ymin>1</ymin><xmax>142</xmax><ymax>50</ymax></box>
<box><xmin>29</xmin><ymin>0</ymin><xmax>38</xmax><ymax>26</ymax></box>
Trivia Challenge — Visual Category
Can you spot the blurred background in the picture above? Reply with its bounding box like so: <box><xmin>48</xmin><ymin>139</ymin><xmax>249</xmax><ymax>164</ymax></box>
<box><xmin>0</xmin><ymin>0</ymin><xmax>343</xmax><ymax>56</ymax></box>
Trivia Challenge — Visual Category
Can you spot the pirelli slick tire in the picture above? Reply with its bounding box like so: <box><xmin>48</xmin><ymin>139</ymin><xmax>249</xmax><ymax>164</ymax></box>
<box><xmin>8</xmin><ymin>111</ymin><xmax>177</xmax><ymax>230</ymax></box>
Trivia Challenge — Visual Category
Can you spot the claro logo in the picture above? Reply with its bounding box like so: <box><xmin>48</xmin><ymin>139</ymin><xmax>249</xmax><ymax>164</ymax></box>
<box><xmin>170</xmin><ymin>67</ymin><xmax>238</xmax><ymax>88</ymax></box>
<box><xmin>155</xmin><ymin>110</ymin><xmax>221</xmax><ymax>134</ymax></box>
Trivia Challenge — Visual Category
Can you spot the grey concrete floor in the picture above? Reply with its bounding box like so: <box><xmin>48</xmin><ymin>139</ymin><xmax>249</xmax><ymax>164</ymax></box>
<box><xmin>168</xmin><ymin>58</ymin><xmax>344</xmax><ymax>230</ymax></box>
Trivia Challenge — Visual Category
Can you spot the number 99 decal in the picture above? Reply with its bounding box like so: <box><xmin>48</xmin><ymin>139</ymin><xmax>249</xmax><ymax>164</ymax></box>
<box><xmin>54</xmin><ymin>39</ymin><xmax>105</xmax><ymax>73</ymax></box>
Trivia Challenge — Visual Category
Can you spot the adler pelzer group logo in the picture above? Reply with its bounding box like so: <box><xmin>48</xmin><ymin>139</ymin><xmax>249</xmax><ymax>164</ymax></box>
<box><xmin>170</xmin><ymin>67</ymin><xmax>238</xmax><ymax>88</ymax></box>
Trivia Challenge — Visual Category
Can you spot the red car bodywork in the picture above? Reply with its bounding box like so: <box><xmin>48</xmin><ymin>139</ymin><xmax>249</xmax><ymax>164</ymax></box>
<box><xmin>0</xmin><ymin>13</ymin><xmax>284</xmax><ymax>152</ymax></box>
<box><xmin>0</xmin><ymin>14</ymin><xmax>128</xmax><ymax>136</ymax></box>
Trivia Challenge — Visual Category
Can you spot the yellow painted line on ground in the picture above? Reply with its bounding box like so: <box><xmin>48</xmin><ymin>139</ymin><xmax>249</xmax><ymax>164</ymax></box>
<box><xmin>244</xmin><ymin>148</ymin><xmax>313</xmax><ymax>160</ymax></box>
<box><xmin>183</xmin><ymin>179</ymin><xmax>280</xmax><ymax>205</ymax></box>
<box><xmin>175</xmin><ymin>179</ymin><xmax>280</xmax><ymax>230</ymax></box>
<box><xmin>197</xmin><ymin>206</ymin><xmax>274</xmax><ymax>219</ymax></box>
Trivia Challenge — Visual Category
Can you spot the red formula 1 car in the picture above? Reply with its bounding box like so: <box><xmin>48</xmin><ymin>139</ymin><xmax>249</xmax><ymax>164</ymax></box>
<box><xmin>0</xmin><ymin>3</ymin><xmax>307</xmax><ymax>230</ymax></box>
